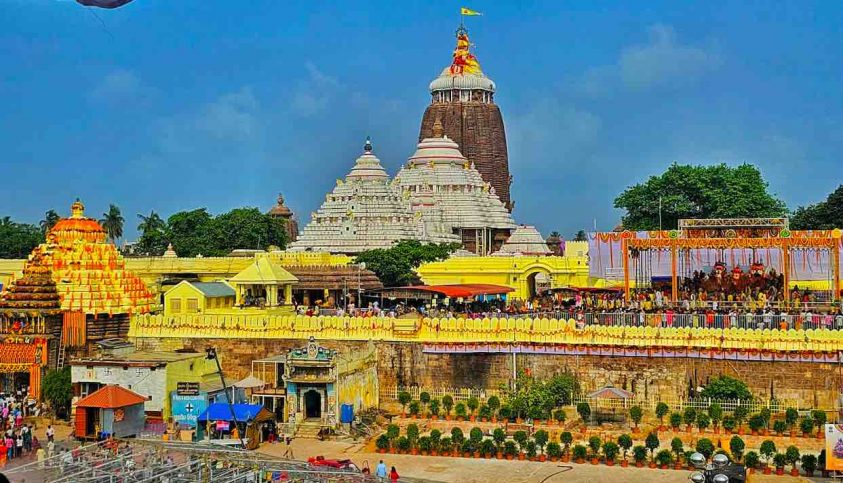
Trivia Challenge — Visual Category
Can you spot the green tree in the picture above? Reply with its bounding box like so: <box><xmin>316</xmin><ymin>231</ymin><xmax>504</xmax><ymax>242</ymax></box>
<box><xmin>629</xmin><ymin>405</ymin><xmax>644</xmax><ymax>429</ymax></box>
<box><xmin>614</xmin><ymin>163</ymin><xmax>786</xmax><ymax>230</ymax></box>
<box><xmin>136</xmin><ymin>211</ymin><xmax>168</xmax><ymax>256</ymax></box>
<box><xmin>699</xmin><ymin>376</ymin><xmax>752</xmax><ymax>400</ymax></box>
<box><xmin>0</xmin><ymin>217</ymin><xmax>41</xmax><ymax>258</ymax></box>
<box><xmin>618</xmin><ymin>434</ymin><xmax>633</xmax><ymax>460</ymax></box>
<box><xmin>729</xmin><ymin>435</ymin><xmax>745</xmax><ymax>462</ymax></box>
<box><xmin>40</xmin><ymin>209</ymin><xmax>61</xmax><ymax>235</ymax></box>
<box><xmin>759</xmin><ymin>440</ymin><xmax>777</xmax><ymax>465</ymax></box>
<box><xmin>645</xmin><ymin>432</ymin><xmax>660</xmax><ymax>459</ymax></box>
<box><xmin>791</xmin><ymin>184</ymin><xmax>843</xmax><ymax>229</ymax></box>
<box><xmin>397</xmin><ymin>391</ymin><xmax>411</xmax><ymax>414</ymax></box>
<box><xmin>354</xmin><ymin>240</ymin><xmax>461</xmax><ymax>287</ymax></box>
<box><xmin>167</xmin><ymin>208</ymin><xmax>218</xmax><ymax>257</ymax></box>
<box><xmin>213</xmin><ymin>207</ymin><xmax>287</xmax><ymax>252</ymax></box>
<box><xmin>100</xmin><ymin>204</ymin><xmax>124</xmax><ymax>244</ymax></box>
<box><xmin>42</xmin><ymin>366</ymin><xmax>72</xmax><ymax>418</ymax></box>
<box><xmin>655</xmin><ymin>402</ymin><xmax>669</xmax><ymax>426</ymax></box>
<box><xmin>707</xmin><ymin>403</ymin><xmax>723</xmax><ymax>430</ymax></box>
<box><xmin>695</xmin><ymin>438</ymin><xmax>715</xmax><ymax>459</ymax></box>
<box><xmin>573</xmin><ymin>230</ymin><xmax>587</xmax><ymax>241</ymax></box>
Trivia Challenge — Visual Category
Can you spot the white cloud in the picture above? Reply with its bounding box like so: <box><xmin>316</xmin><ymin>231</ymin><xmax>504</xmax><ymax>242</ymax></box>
<box><xmin>89</xmin><ymin>69</ymin><xmax>142</xmax><ymax>102</ymax></box>
<box><xmin>620</xmin><ymin>25</ymin><xmax>722</xmax><ymax>89</ymax></box>
<box><xmin>509</xmin><ymin>102</ymin><xmax>602</xmax><ymax>167</ymax></box>
<box><xmin>290</xmin><ymin>62</ymin><xmax>341</xmax><ymax>116</ymax></box>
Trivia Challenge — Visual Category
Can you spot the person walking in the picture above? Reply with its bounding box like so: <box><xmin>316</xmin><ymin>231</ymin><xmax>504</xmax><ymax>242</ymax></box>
<box><xmin>389</xmin><ymin>466</ymin><xmax>399</xmax><ymax>482</ymax></box>
<box><xmin>375</xmin><ymin>460</ymin><xmax>387</xmax><ymax>482</ymax></box>
<box><xmin>46</xmin><ymin>425</ymin><xmax>54</xmax><ymax>443</ymax></box>
<box><xmin>282</xmin><ymin>435</ymin><xmax>293</xmax><ymax>459</ymax></box>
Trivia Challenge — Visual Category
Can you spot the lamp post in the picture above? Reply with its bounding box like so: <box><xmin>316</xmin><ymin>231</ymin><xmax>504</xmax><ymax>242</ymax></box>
<box><xmin>206</xmin><ymin>347</ymin><xmax>245</xmax><ymax>448</ymax></box>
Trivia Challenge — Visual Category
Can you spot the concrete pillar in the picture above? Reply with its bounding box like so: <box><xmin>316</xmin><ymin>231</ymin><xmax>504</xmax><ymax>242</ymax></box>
<box><xmin>284</xmin><ymin>284</ymin><xmax>293</xmax><ymax>305</ymax></box>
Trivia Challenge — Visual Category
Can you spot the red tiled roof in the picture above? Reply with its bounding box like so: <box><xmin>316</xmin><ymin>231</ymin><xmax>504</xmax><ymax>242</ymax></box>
<box><xmin>76</xmin><ymin>385</ymin><xmax>147</xmax><ymax>409</ymax></box>
<box><xmin>402</xmin><ymin>284</ymin><xmax>514</xmax><ymax>298</ymax></box>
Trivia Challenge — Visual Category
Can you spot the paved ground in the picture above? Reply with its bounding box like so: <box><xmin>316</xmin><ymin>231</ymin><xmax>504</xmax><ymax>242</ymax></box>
<box><xmin>257</xmin><ymin>437</ymin><xmax>810</xmax><ymax>483</ymax></box>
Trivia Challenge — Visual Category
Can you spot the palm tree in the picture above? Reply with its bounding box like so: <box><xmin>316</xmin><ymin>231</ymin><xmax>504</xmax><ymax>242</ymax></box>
<box><xmin>137</xmin><ymin>211</ymin><xmax>165</xmax><ymax>234</ymax></box>
<box><xmin>100</xmin><ymin>204</ymin><xmax>124</xmax><ymax>244</ymax></box>
<box><xmin>40</xmin><ymin>210</ymin><xmax>60</xmax><ymax>234</ymax></box>
<box><xmin>0</xmin><ymin>216</ymin><xmax>13</xmax><ymax>228</ymax></box>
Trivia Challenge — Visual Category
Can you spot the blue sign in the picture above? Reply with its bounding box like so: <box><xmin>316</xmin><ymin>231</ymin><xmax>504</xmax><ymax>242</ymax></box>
<box><xmin>171</xmin><ymin>391</ymin><xmax>208</xmax><ymax>428</ymax></box>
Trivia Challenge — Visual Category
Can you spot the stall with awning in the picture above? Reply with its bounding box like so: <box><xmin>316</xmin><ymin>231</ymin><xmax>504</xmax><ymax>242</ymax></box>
<box><xmin>397</xmin><ymin>284</ymin><xmax>514</xmax><ymax>299</ymax></box>
<box><xmin>196</xmin><ymin>403</ymin><xmax>274</xmax><ymax>449</ymax></box>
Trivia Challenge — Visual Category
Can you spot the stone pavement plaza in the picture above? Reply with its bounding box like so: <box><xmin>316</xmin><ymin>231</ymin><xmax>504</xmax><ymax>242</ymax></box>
<box><xmin>257</xmin><ymin>438</ymin><xmax>809</xmax><ymax>483</ymax></box>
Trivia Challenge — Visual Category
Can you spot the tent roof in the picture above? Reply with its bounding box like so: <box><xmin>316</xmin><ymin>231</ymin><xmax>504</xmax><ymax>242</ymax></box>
<box><xmin>197</xmin><ymin>403</ymin><xmax>274</xmax><ymax>422</ymax></box>
<box><xmin>587</xmin><ymin>385</ymin><xmax>634</xmax><ymax>399</ymax></box>
<box><xmin>76</xmin><ymin>385</ymin><xmax>147</xmax><ymax>409</ymax></box>
<box><xmin>400</xmin><ymin>284</ymin><xmax>514</xmax><ymax>298</ymax></box>
<box><xmin>233</xmin><ymin>374</ymin><xmax>266</xmax><ymax>389</ymax></box>
<box><xmin>229</xmin><ymin>257</ymin><xmax>298</xmax><ymax>284</ymax></box>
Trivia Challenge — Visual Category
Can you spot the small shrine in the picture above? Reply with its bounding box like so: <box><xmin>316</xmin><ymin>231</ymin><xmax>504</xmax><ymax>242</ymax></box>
<box><xmin>267</xmin><ymin>193</ymin><xmax>299</xmax><ymax>243</ymax></box>
<box><xmin>284</xmin><ymin>337</ymin><xmax>337</xmax><ymax>425</ymax></box>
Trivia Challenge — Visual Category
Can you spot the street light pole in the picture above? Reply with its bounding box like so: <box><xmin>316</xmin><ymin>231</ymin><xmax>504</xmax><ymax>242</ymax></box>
<box><xmin>206</xmin><ymin>347</ymin><xmax>245</xmax><ymax>448</ymax></box>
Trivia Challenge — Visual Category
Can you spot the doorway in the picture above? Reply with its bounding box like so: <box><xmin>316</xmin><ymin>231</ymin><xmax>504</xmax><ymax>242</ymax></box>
<box><xmin>304</xmin><ymin>390</ymin><xmax>322</xmax><ymax>419</ymax></box>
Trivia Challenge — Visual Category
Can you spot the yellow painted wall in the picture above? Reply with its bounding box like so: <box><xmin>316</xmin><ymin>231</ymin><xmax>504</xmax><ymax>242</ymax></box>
<box><xmin>162</xmin><ymin>355</ymin><xmax>221</xmax><ymax>419</ymax></box>
<box><xmin>336</xmin><ymin>343</ymin><xmax>379</xmax><ymax>412</ymax></box>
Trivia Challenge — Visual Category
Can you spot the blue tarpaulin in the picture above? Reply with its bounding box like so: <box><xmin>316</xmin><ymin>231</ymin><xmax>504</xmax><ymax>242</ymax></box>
<box><xmin>197</xmin><ymin>403</ymin><xmax>268</xmax><ymax>422</ymax></box>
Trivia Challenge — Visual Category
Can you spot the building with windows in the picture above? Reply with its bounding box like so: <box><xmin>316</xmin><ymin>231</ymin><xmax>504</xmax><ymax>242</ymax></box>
<box><xmin>163</xmin><ymin>281</ymin><xmax>235</xmax><ymax>316</ymax></box>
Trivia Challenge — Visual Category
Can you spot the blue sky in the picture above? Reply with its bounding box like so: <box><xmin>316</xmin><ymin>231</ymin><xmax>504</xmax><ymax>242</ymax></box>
<box><xmin>1</xmin><ymin>0</ymin><xmax>841</xmax><ymax>240</ymax></box>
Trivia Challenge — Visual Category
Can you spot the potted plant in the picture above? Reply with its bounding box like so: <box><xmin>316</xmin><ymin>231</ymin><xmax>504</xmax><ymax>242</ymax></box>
<box><xmin>773</xmin><ymin>453</ymin><xmax>786</xmax><ymax>476</ymax></box>
<box><xmin>418</xmin><ymin>436</ymin><xmax>432</xmax><ymax>456</ymax></box>
<box><xmin>729</xmin><ymin>435</ymin><xmax>745</xmax><ymax>463</ymax></box>
<box><xmin>683</xmin><ymin>407</ymin><xmax>697</xmax><ymax>433</ymax></box>
<box><xmin>376</xmin><ymin>434</ymin><xmax>390</xmax><ymax>454</ymax></box>
<box><xmin>572</xmin><ymin>444</ymin><xmax>588</xmax><ymax>464</ymax></box>
<box><xmin>785</xmin><ymin>407</ymin><xmax>798</xmax><ymax>437</ymax></box>
<box><xmin>407</xmin><ymin>424</ymin><xmax>420</xmax><ymax>455</ymax></box>
<box><xmin>560</xmin><ymin>431</ymin><xmax>573</xmax><ymax>462</ymax></box>
<box><xmin>812</xmin><ymin>410</ymin><xmax>827</xmax><ymax>439</ymax></box>
<box><xmin>722</xmin><ymin>415</ymin><xmax>736</xmax><ymax>435</ymax></box>
<box><xmin>744</xmin><ymin>451</ymin><xmax>760</xmax><ymax>474</ymax></box>
<box><xmin>696</xmin><ymin>413</ymin><xmax>710</xmax><ymax>434</ymax></box>
<box><xmin>547</xmin><ymin>442</ymin><xmax>562</xmax><ymax>462</ymax></box>
<box><xmin>695</xmin><ymin>438</ymin><xmax>714</xmax><ymax>461</ymax></box>
<box><xmin>708</xmin><ymin>403</ymin><xmax>723</xmax><ymax>434</ymax></box>
<box><xmin>655</xmin><ymin>402</ymin><xmax>669</xmax><ymax>431</ymax></box>
<box><xmin>396</xmin><ymin>436</ymin><xmax>411</xmax><ymax>454</ymax></box>
<box><xmin>655</xmin><ymin>449</ymin><xmax>673</xmax><ymax>469</ymax></box>
<box><xmin>429</xmin><ymin>429</ymin><xmax>441</xmax><ymax>456</ymax></box>
<box><xmin>455</xmin><ymin>402</ymin><xmax>467</xmax><ymax>421</ymax></box>
<box><xmin>398</xmin><ymin>391</ymin><xmax>411</xmax><ymax>417</ymax></box>
<box><xmin>748</xmin><ymin>414</ymin><xmax>765</xmax><ymax>436</ymax></box>
<box><xmin>504</xmin><ymin>441</ymin><xmax>517</xmax><ymax>460</ymax></box>
<box><xmin>469</xmin><ymin>427</ymin><xmax>483</xmax><ymax>458</ymax></box>
<box><xmin>684</xmin><ymin>450</ymin><xmax>696</xmax><ymax>471</ymax></box>
<box><xmin>632</xmin><ymin>445</ymin><xmax>647</xmax><ymax>468</ymax></box>
<box><xmin>450</xmin><ymin>428</ymin><xmax>464</xmax><ymax>457</ymax></box>
<box><xmin>759</xmin><ymin>408</ymin><xmax>772</xmax><ymax>435</ymax></box>
<box><xmin>773</xmin><ymin>419</ymin><xmax>787</xmax><ymax>436</ymax></box>
<box><xmin>529</xmin><ymin>406</ymin><xmax>546</xmax><ymax>426</ymax></box>
<box><xmin>645</xmin><ymin>432</ymin><xmax>660</xmax><ymax>468</ymax></box>
<box><xmin>429</xmin><ymin>398</ymin><xmax>440</xmax><ymax>420</ymax></box>
<box><xmin>439</xmin><ymin>436</ymin><xmax>452</xmax><ymax>457</ymax></box>
<box><xmin>669</xmin><ymin>412</ymin><xmax>682</xmax><ymax>432</ymax></box>
<box><xmin>480</xmin><ymin>439</ymin><xmax>496</xmax><ymax>459</ymax></box>
<box><xmin>800</xmin><ymin>416</ymin><xmax>814</xmax><ymax>438</ymax></box>
<box><xmin>442</xmin><ymin>394</ymin><xmax>454</xmax><ymax>420</ymax></box>
<box><xmin>734</xmin><ymin>406</ymin><xmax>749</xmax><ymax>435</ymax></box>
<box><xmin>670</xmin><ymin>437</ymin><xmax>684</xmax><ymax>469</ymax></box>
<box><xmin>466</xmin><ymin>396</ymin><xmax>479</xmax><ymax>422</ymax></box>
<box><xmin>618</xmin><ymin>434</ymin><xmax>633</xmax><ymax>467</ymax></box>
<box><xmin>419</xmin><ymin>391</ymin><xmax>431</xmax><ymax>417</ymax></box>
<box><xmin>386</xmin><ymin>424</ymin><xmax>400</xmax><ymax>453</ymax></box>
<box><xmin>492</xmin><ymin>428</ymin><xmax>506</xmax><ymax>458</ymax></box>
<box><xmin>629</xmin><ymin>405</ymin><xmax>644</xmax><ymax>433</ymax></box>
<box><xmin>534</xmin><ymin>430</ymin><xmax>549</xmax><ymax>462</ymax></box>
<box><xmin>602</xmin><ymin>441</ymin><xmax>619</xmax><ymax>466</ymax></box>
<box><xmin>588</xmin><ymin>436</ymin><xmax>602</xmax><ymax>465</ymax></box>
<box><xmin>759</xmin><ymin>440</ymin><xmax>777</xmax><ymax>474</ymax></box>
<box><xmin>487</xmin><ymin>395</ymin><xmax>500</xmax><ymax>422</ymax></box>
<box><xmin>478</xmin><ymin>404</ymin><xmax>492</xmax><ymax>422</ymax></box>
<box><xmin>498</xmin><ymin>405</ymin><xmax>512</xmax><ymax>423</ymax></box>
<box><xmin>801</xmin><ymin>453</ymin><xmax>817</xmax><ymax>476</ymax></box>
<box><xmin>526</xmin><ymin>440</ymin><xmax>538</xmax><ymax>461</ymax></box>
<box><xmin>461</xmin><ymin>439</ymin><xmax>473</xmax><ymax>458</ymax></box>
<box><xmin>553</xmin><ymin>408</ymin><xmax>566</xmax><ymax>427</ymax></box>
<box><xmin>576</xmin><ymin>402</ymin><xmax>591</xmax><ymax>433</ymax></box>
<box><xmin>408</xmin><ymin>400</ymin><xmax>421</xmax><ymax>419</ymax></box>
<box><xmin>514</xmin><ymin>430</ymin><xmax>528</xmax><ymax>460</ymax></box>
<box><xmin>785</xmin><ymin>445</ymin><xmax>800</xmax><ymax>476</ymax></box>
<box><xmin>819</xmin><ymin>449</ymin><xmax>828</xmax><ymax>477</ymax></box>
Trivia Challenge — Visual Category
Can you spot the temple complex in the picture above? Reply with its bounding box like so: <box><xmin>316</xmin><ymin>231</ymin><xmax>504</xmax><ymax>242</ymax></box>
<box><xmin>418</xmin><ymin>26</ymin><xmax>513</xmax><ymax>210</ymax></box>
<box><xmin>394</xmin><ymin>119</ymin><xmax>516</xmax><ymax>254</ymax></box>
<box><xmin>267</xmin><ymin>193</ymin><xmax>299</xmax><ymax>243</ymax></box>
<box><xmin>495</xmin><ymin>225</ymin><xmax>553</xmax><ymax>256</ymax></box>
<box><xmin>289</xmin><ymin>138</ymin><xmax>428</xmax><ymax>254</ymax></box>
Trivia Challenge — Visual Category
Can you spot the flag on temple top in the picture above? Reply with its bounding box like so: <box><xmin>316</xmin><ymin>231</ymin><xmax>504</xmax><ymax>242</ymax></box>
<box><xmin>461</xmin><ymin>7</ymin><xmax>482</xmax><ymax>16</ymax></box>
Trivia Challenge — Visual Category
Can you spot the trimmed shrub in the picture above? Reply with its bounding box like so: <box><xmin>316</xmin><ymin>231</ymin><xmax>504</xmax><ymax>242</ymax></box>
<box><xmin>419</xmin><ymin>391</ymin><xmax>431</xmax><ymax>406</ymax></box>
<box><xmin>480</xmin><ymin>439</ymin><xmax>496</xmax><ymax>456</ymax></box>
<box><xmin>695</xmin><ymin>438</ymin><xmax>715</xmax><ymax>459</ymax></box>
<box><xmin>784</xmin><ymin>445</ymin><xmax>800</xmax><ymax>469</ymax></box>
<box><xmin>800</xmin><ymin>416</ymin><xmax>815</xmax><ymax>435</ymax></box>
<box><xmin>560</xmin><ymin>431</ymin><xmax>573</xmax><ymax>453</ymax></box>
<box><xmin>492</xmin><ymin>428</ymin><xmax>506</xmax><ymax>451</ymax></box>
<box><xmin>406</xmin><ymin>423</ymin><xmax>419</xmax><ymax>444</ymax></box>
<box><xmin>588</xmin><ymin>436</ymin><xmax>602</xmax><ymax>458</ymax></box>
<box><xmin>700</xmin><ymin>375</ymin><xmax>752</xmax><ymax>400</ymax></box>
<box><xmin>748</xmin><ymin>414</ymin><xmax>765</xmax><ymax>433</ymax></box>
<box><xmin>396</xmin><ymin>436</ymin><xmax>410</xmax><ymax>452</ymax></box>
<box><xmin>670</xmin><ymin>437</ymin><xmax>684</xmax><ymax>460</ymax></box>
<box><xmin>629</xmin><ymin>405</ymin><xmax>644</xmax><ymax>428</ymax></box>
<box><xmin>812</xmin><ymin>409</ymin><xmax>828</xmax><ymax>428</ymax></box>
<box><xmin>572</xmin><ymin>444</ymin><xmax>588</xmax><ymax>461</ymax></box>
<box><xmin>469</xmin><ymin>427</ymin><xmax>483</xmax><ymax>446</ymax></box>
<box><xmin>442</xmin><ymin>394</ymin><xmax>454</xmax><ymax>415</ymax></box>
<box><xmin>801</xmin><ymin>454</ymin><xmax>817</xmax><ymax>474</ymax></box>
<box><xmin>418</xmin><ymin>436</ymin><xmax>431</xmax><ymax>453</ymax></box>
<box><xmin>744</xmin><ymin>451</ymin><xmax>759</xmax><ymax>469</ymax></box>
<box><xmin>440</xmin><ymin>436</ymin><xmax>452</xmax><ymax>451</ymax></box>
<box><xmin>513</xmin><ymin>430</ymin><xmax>528</xmax><ymax>452</ymax></box>
<box><xmin>547</xmin><ymin>442</ymin><xmax>562</xmax><ymax>459</ymax></box>
<box><xmin>655</xmin><ymin>449</ymin><xmax>673</xmax><ymax>466</ymax></box>
<box><xmin>408</xmin><ymin>401</ymin><xmax>420</xmax><ymax>417</ymax></box>
<box><xmin>722</xmin><ymin>415</ymin><xmax>736</xmax><ymax>432</ymax></box>
<box><xmin>773</xmin><ymin>420</ymin><xmax>787</xmax><ymax>435</ymax></box>
<box><xmin>450</xmin><ymin>427</ymin><xmax>464</xmax><ymax>445</ymax></box>
<box><xmin>785</xmin><ymin>408</ymin><xmax>798</xmax><ymax>429</ymax></box>
<box><xmin>669</xmin><ymin>412</ymin><xmax>683</xmax><ymax>429</ymax></box>
<box><xmin>526</xmin><ymin>440</ymin><xmax>537</xmax><ymax>459</ymax></box>
<box><xmin>376</xmin><ymin>434</ymin><xmax>390</xmax><ymax>451</ymax></box>
<box><xmin>729</xmin><ymin>435</ymin><xmax>745</xmax><ymax>462</ymax></box>
<box><xmin>683</xmin><ymin>407</ymin><xmax>697</xmax><ymax>427</ymax></box>
<box><xmin>696</xmin><ymin>413</ymin><xmax>711</xmax><ymax>431</ymax></box>
<box><xmin>533</xmin><ymin>430</ymin><xmax>549</xmax><ymax>454</ymax></box>
<box><xmin>655</xmin><ymin>402</ymin><xmax>669</xmax><ymax>424</ymax></box>
<box><xmin>487</xmin><ymin>395</ymin><xmax>501</xmax><ymax>415</ymax></box>
<box><xmin>733</xmin><ymin>406</ymin><xmax>749</xmax><ymax>426</ymax></box>
<box><xmin>386</xmin><ymin>424</ymin><xmax>400</xmax><ymax>441</ymax></box>
<box><xmin>553</xmin><ymin>408</ymin><xmax>567</xmax><ymax>423</ymax></box>
<box><xmin>466</xmin><ymin>396</ymin><xmax>480</xmax><ymax>416</ymax></box>
<box><xmin>773</xmin><ymin>452</ymin><xmax>786</xmax><ymax>469</ymax></box>
<box><xmin>708</xmin><ymin>403</ymin><xmax>723</xmax><ymax>428</ymax></box>
<box><xmin>645</xmin><ymin>432</ymin><xmax>660</xmax><ymax>457</ymax></box>
<box><xmin>455</xmin><ymin>402</ymin><xmax>467</xmax><ymax>419</ymax></box>
<box><xmin>429</xmin><ymin>399</ymin><xmax>440</xmax><ymax>417</ymax></box>
<box><xmin>632</xmin><ymin>445</ymin><xmax>647</xmax><ymax>463</ymax></box>
<box><xmin>576</xmin><ymin>402</ymin><xmax>591</xmax><ymax>423</ymax></box>
<box><xmin>603</xmin><ymin>441</ymin><xmax>620</xmax><ymax>462</ymax></box>
<box><xmin>759</xmin><ymin>440</ymin><xmax>777</xmax><ymax>465</ymax></box>
<box><xmin>398</xmin><ymin>391</ymin><xmax>411</xmax><ymax>412</ymax></box>
<box><xmin>617</xmin><ymin>434</ymin><xmax>633</xmax><ymax>459</ymax></box>
<box><xmin>504</xmin><ymin>441</ymin><xmax>517</xmax><ymax>457</ymax></box>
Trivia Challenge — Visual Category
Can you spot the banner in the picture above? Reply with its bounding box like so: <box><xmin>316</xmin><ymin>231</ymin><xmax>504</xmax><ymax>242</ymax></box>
<box><xmin>825</xmin><ymin>424</ymin><xmax>843</xmax><ymax>471</ymax></box>
<box><xmin>171</xmin><ymin>391</ymin><xmax>208</xmax><ymax>428</ymax></box>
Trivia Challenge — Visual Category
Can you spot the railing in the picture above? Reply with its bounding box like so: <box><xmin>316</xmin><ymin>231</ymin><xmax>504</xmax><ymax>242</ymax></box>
<box><xmin>383</xmin><ymin>385</ymin><xmax>814</xmax><ymax>412</ymax></box>
<box><xmin>583</xmin><ymin>311</ymin><xmax>843</xmax><ymax>330</ymax></box>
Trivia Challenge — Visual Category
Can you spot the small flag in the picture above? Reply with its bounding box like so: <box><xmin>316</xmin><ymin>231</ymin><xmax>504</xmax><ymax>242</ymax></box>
<box><xmin>460</xmin><ymin>7</ymin><xmax>482</xmax><ymax>16</ymax></box>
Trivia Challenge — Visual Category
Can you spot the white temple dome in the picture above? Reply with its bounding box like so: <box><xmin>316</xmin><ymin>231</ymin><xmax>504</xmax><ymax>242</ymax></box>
<box><xmin>496</xmin><ymin>225</ymin><xmax>553</xmax><ymax>256</ymax></box>
<box><xmin>429</xmin><ymin>67</ymin><xmax>496</xmax><ymax>93</ymax></box>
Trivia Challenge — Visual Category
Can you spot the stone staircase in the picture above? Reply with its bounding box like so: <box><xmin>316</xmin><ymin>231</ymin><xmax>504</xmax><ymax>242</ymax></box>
<box><xmin>294</xmin><ymin>420</ymin><xmax>324</xmax><ymax>439</ymax></box>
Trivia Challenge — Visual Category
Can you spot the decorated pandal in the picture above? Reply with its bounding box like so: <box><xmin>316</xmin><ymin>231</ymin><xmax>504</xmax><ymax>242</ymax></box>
<box><xmin>130</xmin><ymin>313</ymin><xmax>843</xmax><ymax>362</ymax></box>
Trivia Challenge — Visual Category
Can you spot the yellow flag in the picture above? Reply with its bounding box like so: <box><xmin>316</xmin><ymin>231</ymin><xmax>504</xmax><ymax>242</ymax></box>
<box><xmin>461</xmin><ymin>7</ymin><xmax>482</xmax><ymax>16</ymax></box>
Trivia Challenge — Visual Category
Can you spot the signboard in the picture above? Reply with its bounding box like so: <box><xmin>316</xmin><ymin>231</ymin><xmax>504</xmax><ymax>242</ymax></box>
<box><xmin>171</xmin><ymin>391</ymin><xmax>208</xmax><ymax>428</ymax></box>
<box><xmin>825</xmin><ymin>424</ymin><xmax>843</xmax><ymax>471</ymax></box>
<box><xmin>215</xmin><ymin>421</ymin><xmax>230</xmax><ymax>431</ymax></box>
<box><xmin>176</xmin><ymin>382</ymin><xmax>200</xmax><ymax>396</ymax></box>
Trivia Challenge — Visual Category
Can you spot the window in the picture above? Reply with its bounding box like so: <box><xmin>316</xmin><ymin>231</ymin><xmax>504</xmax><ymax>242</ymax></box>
<box><xmin>170</xmin><ymin>298</ymin><xmax>182</xmax><ymax>313</ymax></box>
<box><xmin>187</xmin><ymin>298</ymin><xmax>199</xmax><ymax>312</ymax></box>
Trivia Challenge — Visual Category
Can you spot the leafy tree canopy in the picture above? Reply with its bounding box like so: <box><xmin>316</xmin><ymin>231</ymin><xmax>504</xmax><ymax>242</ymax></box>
<box><xmin>699</xmin><ymin>375</ymin><xmax>752</xmax><ymax>400</ymax></box>
<box><xmin>791</xmin><ymin>184</ymin><xmax>843</xmax><ymax>230</ymax></box>
<box><xmin>43</xmin><ymin>366</ymin><xmax>72</xmax><ymax>417</ymax></box>
<box><xmin>0</xmin><ymin>217</ymin><xmax>42</xmax><ymax>259</ymax></box>
<box><xmin>354</xmin><ymin>240</ymin><xmax>461</xmax><ymax>287</ymax></box>
<box><xmin>614</xmin><ymin>163</ymin><xmax>786</xmax><ymax>230</ymax></box>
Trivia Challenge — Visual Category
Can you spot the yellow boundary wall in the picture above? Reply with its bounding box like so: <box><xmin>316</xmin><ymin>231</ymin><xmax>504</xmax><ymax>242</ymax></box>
<box><xmin>130</xmin><ymin>314</ymin><xmax>843</xmax><ymax>352</ymax></box>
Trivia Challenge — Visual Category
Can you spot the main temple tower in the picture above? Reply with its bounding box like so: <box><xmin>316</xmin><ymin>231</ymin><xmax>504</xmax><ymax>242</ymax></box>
<box><xmin>418</xmin><ymin>26</ymin><xmax>513</xmax><ymax>211</ymax></box>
